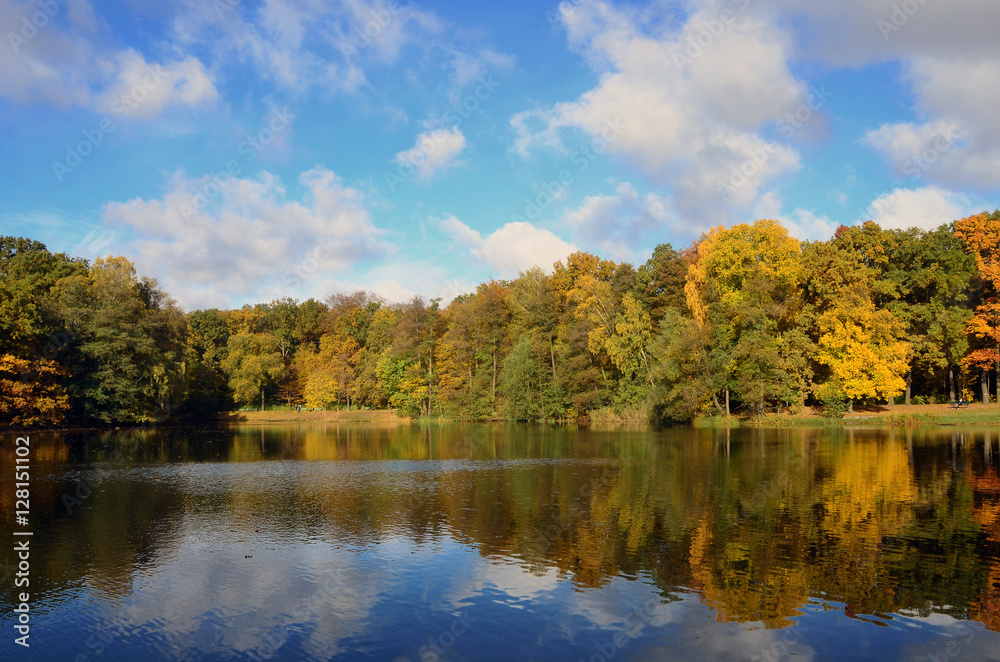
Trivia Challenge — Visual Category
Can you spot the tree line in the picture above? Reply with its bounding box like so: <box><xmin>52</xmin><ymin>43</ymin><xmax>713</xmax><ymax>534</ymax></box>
<box><xmin>2</xmin><ymin>211</ymin><xmax>999</xmax><ymax>426</ymax></box>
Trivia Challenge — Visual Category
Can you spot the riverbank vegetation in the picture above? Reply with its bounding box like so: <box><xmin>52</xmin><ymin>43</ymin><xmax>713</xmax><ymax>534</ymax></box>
<box><xmin>3</xmin><ymin>211</ymin><xmax>1000</xmax><ymax>427</ymax></box>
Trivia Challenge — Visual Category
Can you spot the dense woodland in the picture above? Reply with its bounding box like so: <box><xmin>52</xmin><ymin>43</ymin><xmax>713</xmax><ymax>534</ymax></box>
<box><xmin>2</xmin><ymin>211</ymin><xmax>1000</xmax><ymax>426</ymax></box>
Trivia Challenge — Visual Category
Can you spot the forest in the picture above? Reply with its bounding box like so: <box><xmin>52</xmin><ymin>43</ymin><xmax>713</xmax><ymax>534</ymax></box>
<box><xmin>2</xmin><ymin>211</ymin><xmax>999</xmax><ymax>426</ymax></box>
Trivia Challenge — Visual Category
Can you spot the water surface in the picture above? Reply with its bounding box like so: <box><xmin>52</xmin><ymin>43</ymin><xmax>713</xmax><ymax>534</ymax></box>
<box><xmin>2</xmin><ymin>424</ymin><xmax>999</xmax><ymax>661</ymax></box>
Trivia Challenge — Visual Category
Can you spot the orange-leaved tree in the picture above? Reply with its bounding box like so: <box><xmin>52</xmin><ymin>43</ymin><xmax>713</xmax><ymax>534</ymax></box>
<box><xmin>955</xmin><ymin>211</ymin><xmax>1000</xmax><ymax>403</ymax></box>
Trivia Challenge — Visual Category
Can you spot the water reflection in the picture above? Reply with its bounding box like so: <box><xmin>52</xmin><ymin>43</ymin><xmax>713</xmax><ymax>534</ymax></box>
<box><xmin>1</xmin><ymin>424</ymin><xmax>999</xmax><ymax>660</ymax></box>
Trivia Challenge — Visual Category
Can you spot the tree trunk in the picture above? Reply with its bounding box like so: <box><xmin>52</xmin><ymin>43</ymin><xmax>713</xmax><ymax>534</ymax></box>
<box><xmin>982</xmin><ymin>369</ymin><xmax>990</xmax><ymax>404</ymax></box>
<box><xmin>260</xmin><ymin>386</ymin><xmax>265</xmax><ymax>412</ymax></box>
<box><xmin>949</xmin><ymin>366</ymin><xmax>956</xmax><ymax>402</ymax></box>
<box><xmin>347</xmin><ymin>392</ymin><xmax>351</xmax><ymax>412</ymax></box>
<box><xmin>905</xmin><ymin>370</ymin><xmax>912</xmax><ymax>405</ymax></box>
<box><xmin>550</xmin><ymin>342</ymin><xmax>557</xmax><ymax>379</ymax></box>
<box><xmin>847</xmin><ymin>399</ymin><xmax>854</xmax><ymax>414</ymax></box>
<box><xmin>712</xmin><ymin>391</ymin><xmax>724</xmax><ymax>416</ymax></box>
<box><xmin>492</xmin><ymin>351</ymin><xmax>497</xmax><ymax>403</ymax></box>
<box><xmin>725</xmin><ymin>388</ymin><xmax>730</xmax><ymax>417</ymax></box>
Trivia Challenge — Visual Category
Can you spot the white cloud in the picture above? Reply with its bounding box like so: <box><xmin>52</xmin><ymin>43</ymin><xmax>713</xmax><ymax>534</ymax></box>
<box><xmin>510</xmin><ymin>0</ymin><xmax>809</xmax><ymax>231</ymax></box>
<box><xmin>96</xmin><ymin>49</ymin><xmax>218</xmax><ymax>119</ymax></box>
<box><xmin>311</xmin><ymin>260</ymin><xmax>476</xmax><ymax>305</ymax></box>
<box><xmin>0</xmin><ymin>0</ymin><xmax>217</xmax><ymax>117</ymax></box>
<box><xmin>867</xmin><ymin>186</ymin><xmax>975</xmax><ymax>231</ymax></box>
<box><xmin>101</xmin><ymin>167</ymin><xmax>387</xmax><ymax>310</ymax></box>
<box><xmin>763</xmin><ymin>2</ymin><xmax>1000</xmax><ymax>192</ymax></box>
<box><xmin>171</xmin><ymin>0</ymin><xmax>510</xmax><ymax>101</ymax></box>
<box><xmin>781</xmin><ymin>208</ymin><xmax>839</xmax><ymax>242</ymax></box>
<box><xmin>560</xmin><ymin>182</ymin><xmax>675</xmax><ymax>260</ymax></box>
<box><xmin>864</xmin><ymin>115</ymin><xmax>1000</xmax><ymax>192</ymax></box>
<box><xmin>170</xmin><ymin>0</ymin><xmax>436</xmax><ymax>94</ymax></box>
<box><xmin>439</xmin><ymin>215</ymin><xmax>577</xmax><ymax>278</ymax></box>
<box><xmin>394</xmin><ymin>127</ymin><xmax>467</xmax><ymax>180</ymax></box>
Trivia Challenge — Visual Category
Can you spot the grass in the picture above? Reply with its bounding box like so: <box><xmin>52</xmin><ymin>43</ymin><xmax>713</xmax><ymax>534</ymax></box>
<box><xmin>588</xmin><ymin>406</ymin><xmax>653</xmax><ymax>425</ymax></box>
<box><xmin>749</xmin><ymin>403</ymin><xmax>1000</xmax><ymax>428</ymax></box>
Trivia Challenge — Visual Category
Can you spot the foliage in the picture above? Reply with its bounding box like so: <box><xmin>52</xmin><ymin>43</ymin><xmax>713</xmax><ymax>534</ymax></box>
<box><xmin>6</xmin><ymin>211</ymin><xmax>1000</xmax><ymax>425</ymax></box>
<box><xmin>956</xmin><ymin>212</ymin><xmax>1000</xmax><ymax>379</ymax></box>
<box><xmin>0</xmin><ymin>354</ymin><xmax>69</xmax><ymax>425</ymax></box>
<box><xmin>221</xmin><ymin>332</ymin><xmax>287</xmax><ymax>410</ymax></box>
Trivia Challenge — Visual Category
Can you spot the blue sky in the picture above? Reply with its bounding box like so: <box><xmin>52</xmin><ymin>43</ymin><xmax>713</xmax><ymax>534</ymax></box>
<box><xmin>2</xmin><ymin>0</ymin><xmax>999</xmax><ymax>310</ymax></box>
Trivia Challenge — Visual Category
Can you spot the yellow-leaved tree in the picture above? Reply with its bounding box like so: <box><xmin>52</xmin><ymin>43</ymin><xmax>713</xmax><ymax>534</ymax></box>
<box><xmin>678</xmin><ymin>219</ymin><xmax>808</xmax><ymax>415</ymax></box>
<box><xmin>814</xmin><ymin>286</ymin><xmax>910</xmax><ymax>408</ymax></box>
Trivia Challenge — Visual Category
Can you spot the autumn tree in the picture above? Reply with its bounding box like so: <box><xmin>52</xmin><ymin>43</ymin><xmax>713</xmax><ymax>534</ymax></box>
<box><xmin>682</xmin><ymin>219</ymin><xmax>807</xmax><ymax>415</ymax></box>
<box><xmin>0</xmin><ymin>355</ymin><xmax>69</xmax><ymax>426</ymax></box>
<box><xmin>382</xmin><ymin>297</ymin><xmax>441</xmax><ymax>416</ymax></box>
<box><xmin>881</xmin><ymin>225</ymin><xmax>978</xmax><ymax>402</ymax></box>
<box><xmin>802</xmin><ymin>232</ymin><xmax>910</xmax><ymax>412</ymax></box>
<box><xmin>222</xmin><ymin>332</ymin><xmax>287</xmax><ymax>411</ymax></box>
<box><xmin>955</xmin><ymin>211</ymin><xmax>1000</xmax><ymax>403</ymax></box>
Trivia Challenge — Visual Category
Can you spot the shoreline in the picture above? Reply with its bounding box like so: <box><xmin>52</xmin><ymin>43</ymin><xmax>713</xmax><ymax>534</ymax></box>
<box><xmin>9</xmin><ymin>403</ymin><xmax>1000</xmax><ymax>433</ymax></box>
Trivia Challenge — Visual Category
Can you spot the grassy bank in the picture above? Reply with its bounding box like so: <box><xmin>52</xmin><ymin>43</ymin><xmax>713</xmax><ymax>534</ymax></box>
<box><xmin>746</xmin><ymin>403</ymin><xmax>1000</xmax><ymax>428</ymax></box>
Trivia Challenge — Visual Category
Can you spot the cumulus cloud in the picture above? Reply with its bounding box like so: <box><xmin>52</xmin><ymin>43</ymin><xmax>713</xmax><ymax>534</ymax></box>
<box><xmin>0</xmin><ymin>0</ymin><xmax>217</xmax><ymax>117</ymax></box>
<box><xmin>559</xmin><ymin>182</ymin><xmax>675</xmax><ymax>260</ymax></box>
<box><xmin>439</xmin><ymin>215</ymin><xmax>577</xmax><ymax>277</ymax></box>
<box><xmin>866</xmin><ymin>186</ymin><xmax>974</xmax><ymax>231</ymax></box>
<box><xmin>780</xmin><ymin>208</ymin><xmax>839</xmax><ymax>242</ymax></box>
<box><xmin>764</xmin><ymin>1</ymin><xmax>1000</xmax><ymax>192</ymax></box>
<box><xmin>394</xmin><ymin>127</ymin><xmax>467</xmax><ymax>180</ymax></box>
<box><xmin>102</xmin><ymin>167</ymin><xmax>387</xmax><ymax>310</ymax></box>
<box><xmin>510</xmin><ymin>0</ymin><xmax>809</xmax><ymax>231</ymax></box>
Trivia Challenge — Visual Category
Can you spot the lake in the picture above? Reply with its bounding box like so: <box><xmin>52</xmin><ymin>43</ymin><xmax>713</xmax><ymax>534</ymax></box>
<box><xmin>2</xmin><ymin>423</ymin><xmax>999</xmax><ymax>661</ymax></box>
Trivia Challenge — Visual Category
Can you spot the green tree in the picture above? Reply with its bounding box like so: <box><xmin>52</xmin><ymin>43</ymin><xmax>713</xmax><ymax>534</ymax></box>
<box><xmin>0</xmin><ymin>236</ymin><xmax>86</xmax><ymax>358</ymax></box>
<box><xmin>185</xmin><ymin>309</ymin><xmax>232</xmax><ymax>413</ymax></box>
<box><xmin>635</xmin><ymin>243</ymin><xmax>689</xmax><ymax>325</ymax></box>
<box><xmin>222</xmin><ymin>332</ymin><xmax>287</xmax><ymax>410</ymax></box>
<box><xmin>684</xmin><ymin>219</ymin><xmax>807</xmax><ymax>415</ymax></box>
<box><xmin>50</xmin><ymin>257</ymin><xmax>186</xmax><ymax>423</ymax></box>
